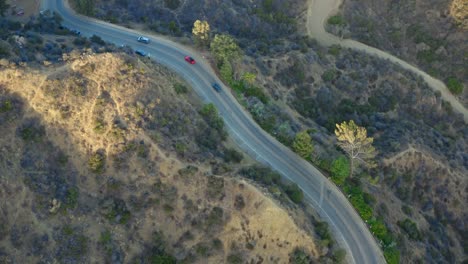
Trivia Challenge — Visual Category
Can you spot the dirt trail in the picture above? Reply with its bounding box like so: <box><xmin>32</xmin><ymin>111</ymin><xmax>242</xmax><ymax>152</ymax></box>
<box><xmin>306</xmin><ymin>0</ymin><xmax>468</xmax><ymax>123</ymax></box>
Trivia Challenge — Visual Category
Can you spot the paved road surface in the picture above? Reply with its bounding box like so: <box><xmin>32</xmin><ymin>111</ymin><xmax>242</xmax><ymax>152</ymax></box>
<box><xmin>307</xmin><ymin>0</ymin><xmax>468</xmax><ymax>122</ymax></box>
<box><xmin>41</xmin><ymin>1</ymin><xmax>386</xmax><ymax>263</ymax></box>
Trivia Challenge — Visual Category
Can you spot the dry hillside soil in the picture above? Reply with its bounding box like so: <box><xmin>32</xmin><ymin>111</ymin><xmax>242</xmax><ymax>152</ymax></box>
<box><xmin>0</xmin><ymin>52</ymin><xmax>319</xmax><ymax>263</ymax></box>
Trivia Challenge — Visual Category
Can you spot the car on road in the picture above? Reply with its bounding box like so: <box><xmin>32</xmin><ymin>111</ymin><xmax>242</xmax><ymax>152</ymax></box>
<box><xmin>212</xmin><ymin>83</ymin><xmax>222</xmax><ymax>92</ymax></box>
<box><xmin>70</xmin><ymin>29</ymin><xmax>81</xmax><ymax>35</ymax></box>
<box><xmin>137</xmin><ymin>36</ymin><xmax>150</xmax><ymax>44</ymax></box>
<box><xmin>135</xmin><ymin>50</ymin><xmax>148</xmax><ymax>57</ymax></box>
<box><xmin>184</xmin><ymin>56</ymin><xmax>196</xmax><ymax>64</ymax></box>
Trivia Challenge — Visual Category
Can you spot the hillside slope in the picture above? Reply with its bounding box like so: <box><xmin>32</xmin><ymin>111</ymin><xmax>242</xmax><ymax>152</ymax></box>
<box><xmin>0</xmin><ymin>52</ymin><xmax>319</xmax><ymax>263</ymax></box>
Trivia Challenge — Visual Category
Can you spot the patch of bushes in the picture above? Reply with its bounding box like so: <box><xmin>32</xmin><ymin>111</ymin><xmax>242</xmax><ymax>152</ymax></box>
<box><xmin>322</xmin><ymin>69</ymin><xmax>337</xmax><ymax>82</ymax></box>
<box><xmin>88</xmin><ymin>151</ymin><xmax>106</xmax><ymax>173</ymax></box>
<box><xmin>284</xmin><ymin>183</ymin><xmax>304</xmax><ymax>203</ymax></box>
<box><xmin>178</xmin><ymin>165</ymin><xmax>198</xmax><ymax>176</ymax></box>
<box><xmin>223</xmin><ymin>148</ymin><xmax>243</xmax><ymax>163</ymax></box>
<box><xmin>290</xmin><ymin>248</ymin><xmax>311</xmax><ymax>264</ymax></box>
<box><xmin>330</xmin><ymin>156</ymin><xmax>349</xmax><ymax>185</ymax></box>
<box><xmin>227</xmin><ymin>253</ymin><xmax>243</xmax><ymax>264</ymax></box>
<box><xmin>64</xmin><ymin>187</ymin><xmax>79</xmax><ymax>209</ymax></box>
<box><xmin>59</xmin><ymin>225</ymin><xmax>89</xmax><ymax>261</ymax></box>
<box><xmin>383</xmin><ymin>246</ymin><xmax>400</xmax><ymax>264</ymax></box>
<box><xmin>397</xmin><ymin>218</ymin><xmax>421</xmax><ymax>240</ymax></box>
<box><xmin>315</xmin><ymin>221</ymin><xmax>333</xmax><ymax>247</ymax></box>
<box><xmin>93</xmin><ymin>118</ymin><xmax>107</xmax><ymax>134</ymax></box>
<box><xmin>19</xmin><ymin>124</ymin><xmax>45</xmax><ymax>143</ymax></box>
<box><xmin>0</xmin><ymin>100</ymin><xmax>12</xmax><ymax>113</ymax></box>
<box><xmin>148</xmin><ymin>231</ymin><xmax>176</xmax><ymax>264</ymax></box>
<box><xmin>100</xmin><ymin>197</ymin><xmax>131</xmax><ymax>224</ymax></box>
<box><xmin>240</xmin><ymin>165</ymin><xmax>304</xmax><ymax>204</ymax></box>
<box><xmin>164</xmin><ymin>0</ymin><xmax>180</xmax><ymax>10</ymax></box>
<box><xmin>173</xmin><ymin>83</ymin><xmax>188</xmax><ymax>94</ymax></box>
<box><xmin>328</xmin><ymin>15</ymin><xmax>346</xmax><ymax>26</ymax></box>
<box><xmin>90</xmin><ymin>34</ymin><xmax>105</xmax><ymax>45</ymax></box>
<box><xmin>446</xmin><ymin>77</ymin><xmax>463</xmax><ymax>95</ymax></box>
<box><xmin>200</xmin><ymin>103</ymin><xmax>224</xmax><ymax>133</ymax></box>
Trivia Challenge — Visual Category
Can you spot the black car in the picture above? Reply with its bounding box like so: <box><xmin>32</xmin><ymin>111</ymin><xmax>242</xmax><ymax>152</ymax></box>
<box><xmin>135</xmin><ymin>50</ymin><xmax>147</xmax><ymax>57</ymax></box>
<box><xmin>70</xmin><ymin>29</ymin><xmax>81</xmax><ymax>35</ymax></box>
<box><xmin>212</xmin><ymin>83</ymin><xmax>222</xmax><ymax>92</ymax></box>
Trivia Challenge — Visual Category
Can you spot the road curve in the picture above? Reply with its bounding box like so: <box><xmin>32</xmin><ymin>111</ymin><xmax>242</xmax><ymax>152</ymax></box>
<box><xmin>307</xmin><ymin>0</ymin><xmax>468</xmax><ymax>123</ymax></box>
<box><xmin>41</xmin><ymin>1</ymin><xmax>386</xmax><ymax>263</ymax></box>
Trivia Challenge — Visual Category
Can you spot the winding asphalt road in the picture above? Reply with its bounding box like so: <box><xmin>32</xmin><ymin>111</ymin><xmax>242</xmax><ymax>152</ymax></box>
<box><xmin>40</xmin><ymin>1</ymin><xmax>386</xmax><ymax>263</ymax></box>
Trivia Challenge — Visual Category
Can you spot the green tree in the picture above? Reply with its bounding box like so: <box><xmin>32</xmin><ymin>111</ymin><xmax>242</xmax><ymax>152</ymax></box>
<box><xmin>219</xmin><ymin>59</ymin><xmax>233</xmax><ymax>83</ymax></box>
<box><xmin>330</xmin><ymin>156</ymin><xmax>350</xmax><ymax>185</ymax></box>
<box><xmin>210</xmin><ymin>34</ymin><xmax>242</xmax><ymax>64</ymax></box>
<box><xmin>0</xmin><ymin>0</ymin><xmax>9</xmax><ymax>17</ymax></box>
<box><xmin>335</xmin><ymin>120</ymin><xmax>376</xmax><ymax>177</ymax></box>
<box><xmin>292</xmin><ymin>130</ymin><xmax>314</xmax><ymax>159</ymax></box>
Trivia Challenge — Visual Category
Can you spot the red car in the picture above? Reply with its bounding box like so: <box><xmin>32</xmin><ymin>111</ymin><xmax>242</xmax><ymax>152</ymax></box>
<box><xmin>184</xmin><ymin>56</ymin><xmax>196</xmax><ymax>64</ymax></box>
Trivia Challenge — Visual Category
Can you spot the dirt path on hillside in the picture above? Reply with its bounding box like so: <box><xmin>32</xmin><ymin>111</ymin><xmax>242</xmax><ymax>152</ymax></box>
<box><xmin>306</xmin><ymin>0</ymin><xmax>468</xmax><ymax>123</ymax></box>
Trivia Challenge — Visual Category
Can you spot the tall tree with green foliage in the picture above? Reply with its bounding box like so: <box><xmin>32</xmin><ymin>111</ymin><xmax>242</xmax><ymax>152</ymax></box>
<box><xmin>210</xmin><ymin>34</ymin><xmax>242</xmax><ymax>64</ymax></box>
<box><xmin>335</xmin><ymin>120</ymin><xmax>376</xmax><ymax>177</ymax></box>
<box><xmin>0</xmin><ymin>0</ymin><xmax>9</xmax><ymax>16</ymax></box>
<box><xmin>292</xmin><ymin>130</ymin><xmax>314</xmax><ymax>159</ymax></box>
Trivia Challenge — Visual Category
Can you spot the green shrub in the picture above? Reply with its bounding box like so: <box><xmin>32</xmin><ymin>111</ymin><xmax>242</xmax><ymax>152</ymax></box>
<box><xmin>0</xmin><ymin>100</ymin><xmax>12</xmax><ymax>113</ymax></box>
<box><xmin>88</xmin><ymin>151</ymin><xmax>106</xmax><ymax>173</ymax></box>
<box><xmin>240</xmin><ymin>166</ymin><xmax>281</xmax><ymax>185</ymax></box>
<box><xmin>93</xmin><ymin>119</ymin><xmax>107</xmax><ymax>134</ymax></box>
<box><xmin>416</xmin><ymin>49</ymin><xmax>437</xmax><ymax>64</ymax></box>
<box><xmin>330</xmin><ymin>156</ymin><xmax>350</xmax><ymax>185</ymax></box>
<box><xmin>227</xmin><ymin>253</ymin><xmax>243</xmax><ymax>264</ymax></box>
<box><xmin>351</xmin><ymin>195</ymin><xmax>373</xmax><ymax>220</ymax></box>
<box><xmin>173</xmin><ymin>83</ymin><xmax>188</xmax><ymax>94</ymax></box>
<box><xmin>178</xmin><ymin>165</ymin><xmax>198</xmax><ymax>176</ymax></box>
<box><xmin>151</xmin><ymin>254</ymin><xmax>176</xmax><ymax>264</ymax></box>
<box><xmin>328</xmin><ymin>44</ymin><xmax>342</xmax><ymax>56</ymax></box>
<box><xmin>332</xmin><ymin>248</ymin><xmax>347</xmax><ymax>263</ymax></box>
<box><xmin>223</xmin><ymin>148</ymin><xmax>243</xmax><ymax>163</ymax></box>
<box><xmin>290</xmin><ymin>248</ymin><xmax>310</xmax><ymax>264</ymax></box>
<box><xmin>64</xmin><ymin>187</ymin><xmax>79</xmax><ymax>209</ymax></box>
<box><xmin>327</xmin><ymin>15</ymin><xmax>346</xmax><ymax>26</ymax></box>
<box><xmin>284</xmin><ymin>183</ymin><xmax>304</xmax><ymax>204</ymax></box>
<box><xmin>90</xmin><ymin>34</ymin><xmax>105</xmax><ymax>45</ymax></box>
<box><xmin>368</xmin><ymin>218</ymin><xmax>387</xmax><ymax>239</ymax></box>
<box><xmin>164</xmin><ymin>0</ymin><xmax>180</xmax><ymax>9</ymax></box>
<box><xmin>401</xmin><ymin>205</ymin><xmax>412</xmax><ymax>216</ymax></box>
<box><xmin>446</xmin><ymin>77</ymin><xmax>463</xmax><ymax>95</ymax></box>
<box><xmin>322</xmin><ymin>69</ymin><xmax>337</xmax><ymax>82</ymax></box>
<box><xmin>19</xmin><ymin>125</ymin><xmax>45</xmax><ymax>142</ymax></box>
<box><xmin>397</xmin><ymin>218</ymin><xmax>421</xmax><ymax>240</ymax></box>
<box><xmin>200</xmin><ymin>103</ymin><xmax>224</xmax><ymax>132</ymax></box>
<box><xmin>383</xmin><ymin>246</ymin><xmax>400</xmax><ymax>264</ymax></box>
<box><xmin>315</xmin><ymin>221</ymin><xmax>330</xmax><ymax>238</ymax></box>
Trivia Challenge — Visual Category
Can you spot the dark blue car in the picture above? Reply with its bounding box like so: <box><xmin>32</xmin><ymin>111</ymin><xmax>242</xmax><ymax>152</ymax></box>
<box><xmin>212</xmin><ymin>83</ymin><xmax>221</xmax><ymax>92</ymax></box>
